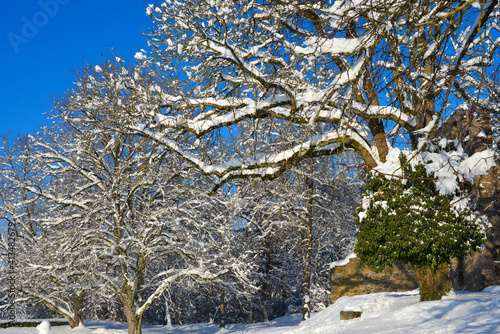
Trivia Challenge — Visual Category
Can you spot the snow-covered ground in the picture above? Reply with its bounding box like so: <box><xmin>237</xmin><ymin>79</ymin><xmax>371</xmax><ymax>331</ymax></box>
<box><xmin>5</xmin><ymin>286</ymin><xmax>500</xmax><ymax>334</ymax></box>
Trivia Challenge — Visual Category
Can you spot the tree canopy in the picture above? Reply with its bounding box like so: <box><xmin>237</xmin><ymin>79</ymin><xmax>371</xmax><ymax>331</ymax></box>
<box><xmin>125</xmin><ymin>0</ymin><xmax>499</xmax><ymax>188</ymax></box>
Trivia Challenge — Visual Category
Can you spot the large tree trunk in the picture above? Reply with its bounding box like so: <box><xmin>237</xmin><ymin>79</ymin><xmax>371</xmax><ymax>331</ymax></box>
<box><xmin>434</xmin><ymin>108</ymin><xmax>500</xmax><ymax>289</ymax></box>
<box><xmin>40</xmin><ymin>293</ymin><xmax>81</xmax><ymax>329</ymax></box>
<box><xmin>68</xmin><ymin>294</ymin><xmax>81</xmax><ymax>328</ymax></box>
<box><xmin>124</xmin><ymin>307</ymin><xmax>142</xmax><ymax>334</ymax></box>
<box><xmin>123</xmin><ymin>289</ymin><xmax>142</xmax><ymax>334</ymax></box>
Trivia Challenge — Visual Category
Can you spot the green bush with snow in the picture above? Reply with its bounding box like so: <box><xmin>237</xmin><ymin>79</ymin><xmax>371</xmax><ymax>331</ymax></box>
<box><xmin>354</xmin><ymin>153</ymin><xmax>485</xmax><ymax>300</ymax></box>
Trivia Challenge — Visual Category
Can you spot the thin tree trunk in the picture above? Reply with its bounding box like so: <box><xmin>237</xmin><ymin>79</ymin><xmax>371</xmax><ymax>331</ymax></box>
<box><xmin>206</xmin><ymin>293</ymin><xmax>211</xmax><ymax>323</ymax></box>
<box><xmin>260</xmin><ymin>243</ymin><xmax>271</xmax><ymax>322</ymax></box>
<box><xmin>219</xmin><ymin>289</ymin><xmax>226</xmax><ymax>328</ymax></box>
<box><xmin>164</xmin><ymin>298</ymin><xmax>172</xmax><ymax>327</ymax></box>
<box><xmin>302</xmin><ymin>170</ymin><xmax>314</xmax><ymax>321</ymax></box>
<box><xmin>260</xmin><ymin>294</ymin><xmax>268</xmax><ymax>323</ymax></box>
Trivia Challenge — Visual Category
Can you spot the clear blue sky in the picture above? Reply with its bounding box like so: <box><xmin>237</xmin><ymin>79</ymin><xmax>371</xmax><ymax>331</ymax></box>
<box><xmin>0</xmin><ymin>0</ymin><xmax>152</xmax><ymax>136</ymax></box>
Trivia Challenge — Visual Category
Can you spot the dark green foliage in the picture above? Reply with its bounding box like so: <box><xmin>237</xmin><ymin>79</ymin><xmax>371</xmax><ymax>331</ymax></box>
<box><xmin>355</xmin><ymin>155</ymin><xmax>484</xmax><ymax>272</ymax></box>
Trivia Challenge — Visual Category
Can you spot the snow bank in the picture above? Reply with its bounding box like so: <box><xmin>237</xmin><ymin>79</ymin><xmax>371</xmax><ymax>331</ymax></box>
<box><xmin>330</xmin><ymin>252</ymin><xmax>357</xmax><ymax>269</ymax></box>
<box><xmin>299</xmin><ymin>290</ymin><xmax>420</xmax><ymax>329</ymax></box>
<box><xmin>35</xmin><ymin>321</ymin><xmax>50</xmax><ymax>334</ymax></box>
<box><xmin>286</xmin><ymin>287</ymin><xmax>500</xmax><ymax>334</ymax></box>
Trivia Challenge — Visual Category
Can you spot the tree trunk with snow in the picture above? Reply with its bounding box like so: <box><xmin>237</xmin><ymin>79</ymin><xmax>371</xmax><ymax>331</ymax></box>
<box><xmin>302</xmin><ymin>173</ymin><xmax>314</xmax><ymax>321</ymax></box>
<box><xmin>121</xmin><ymin>272</ymin><xmax>144</xmax><ymax>334</ymax></box>
<box><xmin>123</xmin><ymin>298</ymin><xmax>143</xmax><ymax>334</ymax></box>
<box><xmin>69</xmin><ymin>294</ymin><xmax>81</xmax><ymax>329</ymax></box>
<box><xmin>164</xmin><ymin>298</ymin><xmax>172</xmax><ymax>327</ymax></box>
<box><xmin>41</xmin><ymin>300</ymin><xmax>80</xmax><ymax>329</ymax></box>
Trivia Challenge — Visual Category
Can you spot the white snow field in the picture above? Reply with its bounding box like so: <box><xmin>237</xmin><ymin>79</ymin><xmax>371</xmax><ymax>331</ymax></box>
<box><xmin>4</xmin><ymin>286</ymin><xmax>500</xmax><ymax>334</ymax></box>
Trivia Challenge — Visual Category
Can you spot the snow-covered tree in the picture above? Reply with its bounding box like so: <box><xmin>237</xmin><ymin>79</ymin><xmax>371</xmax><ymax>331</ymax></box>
<box><xmin>11</xmin><ymin>0</ymin><xmax>498</xmax><ymax>321</ymax></box>
<box><xmin>26</xmin><ymin>60</ymin><xmax>253</xmax><ymax>334</ymax></box>
<box><xmin>128</xmin><ymin>0</ymin><xmax>499</xmax><ymax>299</ymax></box>
<box><xmin>131</xmin><ymin>0</ymin><xmax>497</xmax><ymax>184</ymax></box>
<box><xmin>230</xmin><ymin>154</ymin><xmax>359</xmax><ymax>320</ymax></box>
<box><xmin>0</xmin><ymin>134</ymin><xmax>37</xmax><ymax>321</ymax></box>
<box><xmin>0</xmin><ymin>133</ymin><xmax>90</xmax><ymax>326</ymax></box>
<box><xmin>229</xmin><ymin>177</ymin><xmax>303</xmax><ymax>321</ymax></box>
<box><xmin>18</xmin><ymin>219</ymin><xmax>93</xmax><ymax>327</ymax></box>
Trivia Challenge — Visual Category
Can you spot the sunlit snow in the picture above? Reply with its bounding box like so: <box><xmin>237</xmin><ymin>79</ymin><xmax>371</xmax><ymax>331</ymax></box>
<box><xmin>6</xmin><ymin>287</ymin><xmax>499</xmax><ymax>334</ymax></box>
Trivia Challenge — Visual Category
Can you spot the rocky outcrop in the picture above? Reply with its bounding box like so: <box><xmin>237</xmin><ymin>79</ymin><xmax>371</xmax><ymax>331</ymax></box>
<box><xmin>330</xmin><ymin>257</ymin><xmax>418</xmax><ymax>303</ymax></box>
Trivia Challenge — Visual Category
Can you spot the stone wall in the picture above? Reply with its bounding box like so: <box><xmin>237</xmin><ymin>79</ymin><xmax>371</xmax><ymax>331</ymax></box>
<box><xmin>330</xmin><ymin>257</ymin><xmax>418</xmax><ymax>303</ymax></box>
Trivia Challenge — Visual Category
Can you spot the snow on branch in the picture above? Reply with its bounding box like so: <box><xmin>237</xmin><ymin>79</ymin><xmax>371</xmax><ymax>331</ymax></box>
<box><xmin>136</xmin><ymin>268</ymin><xmax>229</xmax><ymax>316</ymax></box>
